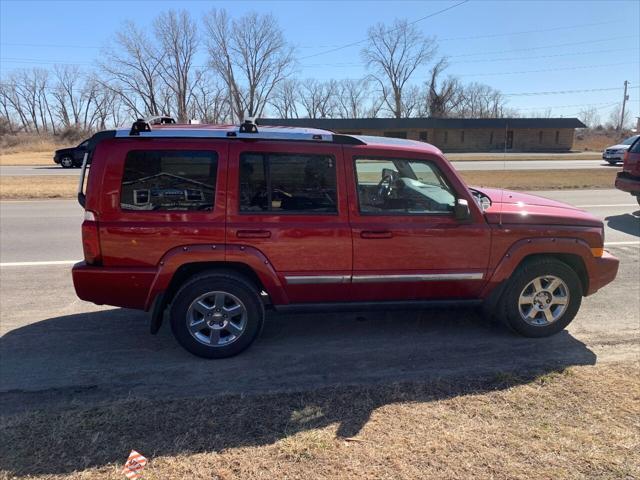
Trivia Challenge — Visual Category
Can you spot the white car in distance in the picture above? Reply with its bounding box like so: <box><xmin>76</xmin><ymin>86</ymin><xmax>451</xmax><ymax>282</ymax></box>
<box><xmin>603</xmin><ymin>135</ymin><xmax>640</xmax><ymax>165</ymax></box>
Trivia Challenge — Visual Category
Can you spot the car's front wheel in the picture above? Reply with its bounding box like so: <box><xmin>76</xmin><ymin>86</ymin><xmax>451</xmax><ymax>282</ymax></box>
<box><xmin>60</xmin><ymin>155</ymin><xmax>73</xmax><ymax>168</ymax></box>
<box><xmin>607</xmin><ymin>160</ymin><xmax>618</xmax><ymax>165</ymax></box>
<box><xmin>170</xmin><ymin>271</ymin><xmax>265</xmax><ymax>358</ymax></box>
<box><xmin>496</xmin><ymin>258</ymin><xmax>582</xmax><ymax>337</ymax></box>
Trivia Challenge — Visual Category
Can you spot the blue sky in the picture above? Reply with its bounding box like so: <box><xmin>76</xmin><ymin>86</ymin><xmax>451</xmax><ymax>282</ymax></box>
<box><xmin>1</xmin><ymin>0</ymin><xmax>639</xmax><ymax>122</ymax></box>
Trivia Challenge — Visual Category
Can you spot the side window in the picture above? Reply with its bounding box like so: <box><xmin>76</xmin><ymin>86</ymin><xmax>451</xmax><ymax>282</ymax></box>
<box><xmin>120</xmin><ymin>150</ymin><xmax>217</xmax><ymax>211</ymax></box>
<box><xmin>354</xmin><ymin>158</ymin><xmax>456</xmax><ymax>215</ymax></box>
<box><xmin>630</xmin><ymin>139</ymin><xmax>640</xmax><ymax>153</ymax></box>
<box><xmin>240</xmin><ymin>153</ymin><xmax>337</xmax><ymax>213</ymax></box>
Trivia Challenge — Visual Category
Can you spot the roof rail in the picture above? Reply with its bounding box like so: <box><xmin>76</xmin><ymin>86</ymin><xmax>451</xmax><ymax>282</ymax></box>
<box><xmin>120</xmin><ymin>118</ymin><xmax>366</xmax><ymax>145</ymax></box>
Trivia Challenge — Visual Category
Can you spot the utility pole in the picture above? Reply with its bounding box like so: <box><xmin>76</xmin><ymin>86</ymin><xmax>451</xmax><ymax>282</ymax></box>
<box><xmin>619</xmin><ymin>80</ymin><xmax>629</xmax><ymax>131</ymax></box>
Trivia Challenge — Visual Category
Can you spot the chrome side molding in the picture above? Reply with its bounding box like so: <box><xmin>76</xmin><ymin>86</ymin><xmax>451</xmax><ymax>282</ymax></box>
<box><xmin>285</xmin><ymin>272</ymin><xmax>483</xmax><ymax>285</ymax></box>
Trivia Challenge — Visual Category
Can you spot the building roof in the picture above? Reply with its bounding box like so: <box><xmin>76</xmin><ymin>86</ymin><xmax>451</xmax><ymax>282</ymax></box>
<box><xmin>258</xmin><ymin>117</ymin><xmax>587</xmax><ymax>130</ymax></box>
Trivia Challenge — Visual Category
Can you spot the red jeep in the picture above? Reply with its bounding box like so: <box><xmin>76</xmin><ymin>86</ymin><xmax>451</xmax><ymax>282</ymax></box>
<box><xmin>72</xmin><ymin>119</ymin><xmax>619</xmax><ymax>358</ymax></box>
<box><xmin>615</xmin><ymin>136</ymin><xmax>640</xmax><ymax>205</ymax></box>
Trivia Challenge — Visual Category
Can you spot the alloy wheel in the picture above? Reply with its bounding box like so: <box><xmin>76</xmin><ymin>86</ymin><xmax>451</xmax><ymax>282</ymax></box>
<box><xmin>186</xmin><ymin>291</ymin><xmax>248</xmax><ymax>347</ymax></box>
<box><xmin>518</xmin><ymin>275</ymin><xmax>570</xmax><ymax>326</ymax></box>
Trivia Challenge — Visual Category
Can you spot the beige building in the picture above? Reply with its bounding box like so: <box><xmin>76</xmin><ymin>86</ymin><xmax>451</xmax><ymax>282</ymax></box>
<box><xmin>259</xmin><ymin>118</ymin><xmax>586</xmax><ymax>152</ymax></box>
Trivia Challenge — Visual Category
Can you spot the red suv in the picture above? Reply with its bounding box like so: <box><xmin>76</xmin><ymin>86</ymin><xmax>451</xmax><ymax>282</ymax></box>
<box><xmin>72</xmin><ymin>119</ymin><xmax>619</xmax><ymax>358</ymax></box>
<box><xmin>615</xmin><ymin>136</ymin><xmax>640</xmax><ymax>205</ymax></box>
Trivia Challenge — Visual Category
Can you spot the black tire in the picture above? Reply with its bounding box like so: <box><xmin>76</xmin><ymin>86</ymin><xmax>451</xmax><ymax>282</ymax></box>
<box><xmin>60</xmin><ymin>156</ymin><xmax>74</xmax><ymax>168</ymax></box>
<box><xmin>495</xmin><ymin>258</ymin><xmax>582</xmax><ymax>337</ymax></box>
<box><xmin>170</xmin><ymin>271</ymin><xmax>264</xmax><ymax>358</ymax></box>
<box><xmin>607</xmin><ymin>160</ymin><xmax>618</xmax><ymax>165</ymax></box>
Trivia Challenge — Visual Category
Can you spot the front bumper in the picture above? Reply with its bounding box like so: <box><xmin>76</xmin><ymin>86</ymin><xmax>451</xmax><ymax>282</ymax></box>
<box><xmin>72</xmin><ymin>261</ymin><xmax>156</xmax><ymax>310</ymax></box>
<box><xmin>603</xmin><ymin>152</ymin><xmax>624</xmax><ymax>161</ymax></box>
<box><xmin>586</xmin><ymin>251</ymin><xmax>619</xmax><ymax>295</ymax></box>
<box><xmin>614</xmin><ymin>172</ymin><xmax>640</xmax><ymax>195</ymax></box>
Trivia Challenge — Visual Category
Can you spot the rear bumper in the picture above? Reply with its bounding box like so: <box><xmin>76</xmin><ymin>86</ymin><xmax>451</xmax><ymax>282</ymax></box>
<box><xmin>72</xmin><ymin>261</ymin><xmax>156</xmax><ymax>310</ymax></box>
<box><xmin>586</xmin><ymin>251</ymin><xmax>619</xmax><ymax>296</ymax></box>
<box><xmin>615</xmin><ymin>172</ymin><xmax>640</xmax><ymax>195</ymax></box>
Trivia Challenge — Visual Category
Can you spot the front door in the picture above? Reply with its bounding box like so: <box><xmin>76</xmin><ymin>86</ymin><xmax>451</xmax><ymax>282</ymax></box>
<box><xmin>226</xmin><ymin>142</ymin><xmax>352</xmax><ymax>303</ymax></box>
<box><xmin>347</xmin><ymin>153</ymin><xmax>491</xmax><ymax>301</ymax></box>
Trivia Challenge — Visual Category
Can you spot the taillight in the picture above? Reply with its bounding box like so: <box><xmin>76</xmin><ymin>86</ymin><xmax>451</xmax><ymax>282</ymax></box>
<box><xmin>623</xmin><ymin>151</ymin><xmax>629</xmax><ymax>164</ymax></box>
<box><xmin>82</xmin><ymin>210</ymin><xmax>102</xmax><ymax>265</ymax></box>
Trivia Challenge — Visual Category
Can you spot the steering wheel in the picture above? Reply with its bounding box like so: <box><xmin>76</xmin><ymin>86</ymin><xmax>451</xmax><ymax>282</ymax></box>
<box><xmin>377</xmin><ymin>172</ymin><xmax>394</xmax><ymax>199</ymax></box>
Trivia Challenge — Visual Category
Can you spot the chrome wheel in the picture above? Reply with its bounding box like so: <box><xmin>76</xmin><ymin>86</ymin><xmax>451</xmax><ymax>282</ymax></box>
<box><xmin>60</xmin><ymin>156</ymin><xmax>73</xmax><ymax>168</ymax></box>
<box><xmin>186</xmin><ymin>291</ymin><xmax>248</xmax><ymax>347</ymax></box>
<box><xmin>518</xmin><ymin>275</ymin><xmax>570</xmax><ymax>326</ymax></box>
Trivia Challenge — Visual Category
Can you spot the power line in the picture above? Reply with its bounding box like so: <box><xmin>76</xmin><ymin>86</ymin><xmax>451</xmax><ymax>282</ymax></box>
<box><xmin>514</xmin><ymin>101</ymin><xmax>620</xmax><ymax>111</ymax></box>
<box><xmin>299</xmin><ymin>0</ymin><xmax>470</xmax><ymax>60</ymax></box>
<box><xmin>450</xmin><ymin>47</ymin><xmax>639</xmax><ymax>65</ymax></box>
<box><xmin>448</xmin><ymin>35</ymin><xmax>638</xmax><ymax>58</ymax></box>
<box><xmin>456</xmin><ymin>62</ymin><xmax>640</xmax><ymax>77</ymax></box>
<box><xmin>438</xmin><ymin>20</ymin><xmax>620</xmax><ymax>42</ymax></box>
<box><xmin>504</xmin><ymin>85</ymin><xmax>639</xmax><ymax>97</ymax></box>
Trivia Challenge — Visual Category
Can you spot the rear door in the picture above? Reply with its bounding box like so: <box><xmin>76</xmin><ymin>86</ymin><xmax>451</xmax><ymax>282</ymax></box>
<box><xmin>345</xmin><ymin>148</ymin><xmax>491</xmax><ymax>301</ymax></box>
<box><xmin>226</xmin><ymin>141</ymin><xmax>351</xmax><ymax>303</ymax></box>
<box><xmin>98</xmin><ymin>139</ymin><xmax>227</xmax><ymax>267</ymax></box>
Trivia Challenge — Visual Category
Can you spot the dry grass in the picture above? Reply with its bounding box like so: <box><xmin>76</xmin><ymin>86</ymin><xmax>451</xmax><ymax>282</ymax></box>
<box><xmin>0</xmin><ymin>176</ymin><xmax>77</xmax><ymax>200</ymax></box>
<box><xmin>0</xmin><ymin>150</ymin><xmax>57</xmax><ymax>166</ymax></box>
<box><xmin>447</xmin><ymin>152</ymin><xmax>601</xmax><ymax>161</ymax></box>
<box><xmin>461</xmin><ymin>168</ymin><xmax>617</xmax><ymax>191</ymax></box>
<box><xmin>1</xmin><ymin>362</ymin><xmax>638</xmax><ymax>479</ymax></box>
<box><xmin>573</xmin><ymin>130</ymin><xmax>635</xmax><ymax>152</ymax></box>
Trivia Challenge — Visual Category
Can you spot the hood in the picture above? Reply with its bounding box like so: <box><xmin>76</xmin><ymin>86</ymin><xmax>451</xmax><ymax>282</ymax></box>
<box><xmin>55</xmin><ymin>147</ymin><xmax>76</xmax><ymax>155</ymax></box>
<box><xmin>475</xmin><ymin>187</ymin><xmax>602</xmax><ymax>228</ymax></box>
<box><xmin>606</xmin><ymin>144</ymin><xmax>631</xmax><ymax>151</ymax></box>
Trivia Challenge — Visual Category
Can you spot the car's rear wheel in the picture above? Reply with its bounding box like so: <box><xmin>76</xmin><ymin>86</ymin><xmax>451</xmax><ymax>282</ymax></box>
<box><xmin>170</xmin><ymin>271</ymin><xmax>264</xmax><ymax>358</ymax></box>
<box><xmin>496</xmin><ymin>258</ymin><xmax>582</xmax><ymax>337</ymax></box>
<box><xmin>60</xmin><ymin>155</ymin><xmax>73</xmax><ymax>168</ymax></box>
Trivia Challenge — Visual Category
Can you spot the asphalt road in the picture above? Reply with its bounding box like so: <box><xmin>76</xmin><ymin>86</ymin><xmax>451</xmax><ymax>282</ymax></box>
<box><xmin>0</xmin><ymin>189</ymin><xmax>638</xmax><ymax>414</ymax></box>
<box><xmin>0</xmin><ymin>159</ymin><xmax>615</xmax><ymax>177</ymax></box>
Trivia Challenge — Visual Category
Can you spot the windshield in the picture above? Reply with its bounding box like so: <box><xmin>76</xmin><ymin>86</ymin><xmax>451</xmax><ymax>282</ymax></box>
<box><xmin>621</xmin><ymin>135</ymin><xmax>639</xmax><ymax>145</ymax></box>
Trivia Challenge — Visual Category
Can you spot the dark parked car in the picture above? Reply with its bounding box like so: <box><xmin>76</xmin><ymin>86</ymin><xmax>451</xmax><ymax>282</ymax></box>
<box><xmin>53</xmin><ymin>139</ymin><xmax>89</xmax><ymax>168</ymax></box>
<box><xmin>615</xmin><ymin>136</ymin><xmax>640</xmax><ymax>205</ymax></box>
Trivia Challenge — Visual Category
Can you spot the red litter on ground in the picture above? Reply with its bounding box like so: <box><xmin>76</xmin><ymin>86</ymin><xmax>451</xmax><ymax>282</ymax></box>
<box><xmin>122</xmin><ymin>450</ymin><xmax>148</xmax><ymax>479</ymax></box>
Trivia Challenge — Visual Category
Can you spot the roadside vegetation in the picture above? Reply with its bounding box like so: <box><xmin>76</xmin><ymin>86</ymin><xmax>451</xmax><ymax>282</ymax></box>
<box><xmin>1</xmin><ymin>362</ymin><xmax>637</xmax><ymax>479</ymax></box>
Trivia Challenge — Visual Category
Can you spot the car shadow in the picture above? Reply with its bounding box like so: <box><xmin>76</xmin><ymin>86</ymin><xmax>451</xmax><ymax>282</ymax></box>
<box><xmin>605</xmin><ymin>210</ymin><xmax>640</xmax><ymax>237</ymax></box>
<box><xmin>0</xmin><ymin>307</ymin><xmax>597</xmax><ymax>476</ymax></box>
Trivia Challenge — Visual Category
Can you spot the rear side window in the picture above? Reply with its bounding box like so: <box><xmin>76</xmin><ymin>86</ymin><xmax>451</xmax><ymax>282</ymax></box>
<box><xmin>630</xmin><ymin>138</ymin><xmax>640</xmax><ymax>153</ymax></box>
<box><xmin>120</xmin><ymin>150</ymin><xmax>217</xmax><ymax>211</ymax></box>
<box><xmin>240</xmin><ymin>153</ymin><xmax>337</xmax><ymax>213</ymax></box>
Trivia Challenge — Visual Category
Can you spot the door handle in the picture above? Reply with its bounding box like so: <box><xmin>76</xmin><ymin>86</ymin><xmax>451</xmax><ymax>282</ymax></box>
<box><xmin>360</xmin><ymin>230</ymin><xmax>393</xmax><ymax>239</ymax></box>
<box><xmin>236</xmin><ymin>230</ymin><xmax>271</xmax><ymax>239</ymax></box>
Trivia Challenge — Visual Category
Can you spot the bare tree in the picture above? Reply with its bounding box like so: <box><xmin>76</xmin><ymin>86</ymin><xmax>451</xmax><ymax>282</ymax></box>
<box><xmin>204</xmin><ymin>9</ymin><xmax>295</xmax><ymax>121</ymax></box>
<box><xmin>362</xmin><ymin>19</ymin><xmax>437</xmax><ymax>118</ymax></box>
<box><xmin>189</xmin><ymin>72</ymin><xmax>231</xmax><ymax>123</ymax></box>
<box><xmin>153</xmin><ymin>10</ymin><xmax>198</xmax><ymax>122</ymax></box>
<box><xmin>335</xmin><ymin>78</ymin><xmax>371</xmax><ymax>118</ymax></box>
<box><xmin>456</xmin><ymin>82</ymin><xmax>509</xmax><ymax>119</ymax></box>
<box><xmin>299</xmin><ymin>79</ymin><xmax>337</xmax><ymax>118</ymax></box>
<box><xmin>425</xmin><ymin>58</ymin><xmax>463</xmax><ymax>117</ymax></box>
<box><xmin>99</xmin><ymin>21</ymin><xmax>164</xmax><ymax>118</ymax></box>
<box><xmin>608</xmin><ymin>103</ymin><xmax>631</xmax><ymax>130</ymax></box>
<box><xmin>269</xmin><ymin>78</ymin><xmax>300</xmax><ymax>118</ymax></box>
<box><xmin>577</xmin><ymin>106</ymin><xmax>600</xmax><ymax>129</ymax></box>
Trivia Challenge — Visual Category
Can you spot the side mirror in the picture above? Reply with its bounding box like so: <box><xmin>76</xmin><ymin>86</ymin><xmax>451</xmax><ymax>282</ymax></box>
<box><xmin>454</xmin><ymin>198</ymin><xmax>471</xmax><ymax>221</ymax></box>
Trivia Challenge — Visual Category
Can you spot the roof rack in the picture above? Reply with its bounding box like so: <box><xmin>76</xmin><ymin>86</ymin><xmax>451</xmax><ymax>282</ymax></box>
<box><xmin>120</xmin><ymin>118</ymin><xmax>365</xmax><ymax>144</ymax></box>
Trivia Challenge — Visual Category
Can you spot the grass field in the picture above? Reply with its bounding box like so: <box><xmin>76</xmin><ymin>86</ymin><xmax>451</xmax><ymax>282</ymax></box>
<box><xmin>1</xmin><ymin>362</ymin><xmax>637</xmax><ymax>479</ymax></box>
<box><xmin>0</xmin><ymin>169</ymin><xmax>617</xmax><ymax>200</ymax></box>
